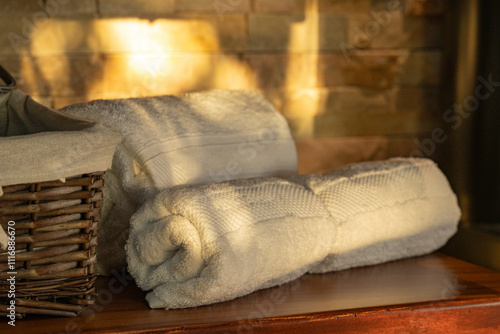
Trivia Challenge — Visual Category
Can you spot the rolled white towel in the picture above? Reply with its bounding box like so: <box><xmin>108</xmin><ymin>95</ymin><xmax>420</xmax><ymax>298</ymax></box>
<box><xmin>126</xmin><ymin>158</ymin><xmax>460</xmax><ymax>309</ymax></box>
<box><xmin>293</xmin><ymin>158</ymin><xmax>461</xmax><ymax>273</ymax></box>
<box><xmin>126</xmin><ymin>177</ymin><xmax>334</xmax><ymax>309</ymax></box>
<box><xmin>61</xmin><ymin>90</ymin><xmax>298</xmax><ymax>275</ymax></box>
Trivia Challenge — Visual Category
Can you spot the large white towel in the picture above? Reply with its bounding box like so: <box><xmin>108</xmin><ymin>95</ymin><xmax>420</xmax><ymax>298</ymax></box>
<box><xmin>61</xmin><ymin>90</ymin><xmax>298</xmax><ymax>274</ymax></box>
<box><xmin>126</xmin><ymin>158</ymin><xmax>460</xmax><ymax>309</ymax></box>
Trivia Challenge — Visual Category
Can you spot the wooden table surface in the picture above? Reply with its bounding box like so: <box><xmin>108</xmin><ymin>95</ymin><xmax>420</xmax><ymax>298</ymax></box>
<box><xmin>2</xmin><ymin>253</ymin><xmax>500</xmax><ymax>333</ymax></box>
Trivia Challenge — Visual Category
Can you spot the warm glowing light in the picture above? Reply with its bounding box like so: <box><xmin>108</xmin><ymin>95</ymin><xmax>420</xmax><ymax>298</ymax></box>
<box><xmin>285</xmin><ymin>0</ymin><xmax>323</xmax><ymax>138</ymax></box>
<box><xmin>213</xmin><ymin>55</ymin><xmax>258</xmax><ymax>90</ymax></box>
<box><xmin>286</xmin><ymin>89</ymin><xmax>327</xmax><ymax>138</ymax></box>
<box><xmin>288</xmin><ymin>0</ymin><xmax>320</xmax><ymax>52</ymax></box>
<box><xmin>100</xmin><ymin>18</ymin><xmax>219</xmax><ymax>97</ymax></box>
<box><xmin>30</xmin><ymin>17</ymin><xmax>257</xmax><ymax>100</ymax></box>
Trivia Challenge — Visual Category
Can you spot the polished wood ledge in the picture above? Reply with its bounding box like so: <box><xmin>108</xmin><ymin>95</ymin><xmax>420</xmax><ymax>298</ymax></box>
<box><xmin>3</xmin><ymin>253</ymin><xmax>500</xmax><ymax>333</ymax></box>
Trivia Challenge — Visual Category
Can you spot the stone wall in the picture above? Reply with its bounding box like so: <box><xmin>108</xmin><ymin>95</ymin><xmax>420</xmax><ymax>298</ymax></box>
<box><xmin>0</xmin><ymin>0</ymin><xmax>446</xmax><ymax>173</ymax></box>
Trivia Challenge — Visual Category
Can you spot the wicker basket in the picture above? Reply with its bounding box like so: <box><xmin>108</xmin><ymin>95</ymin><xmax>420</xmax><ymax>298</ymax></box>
<box><xmin>0</xmin><ymin>172</ymin><xmax>104</xmax><ymax>317</ymax></box>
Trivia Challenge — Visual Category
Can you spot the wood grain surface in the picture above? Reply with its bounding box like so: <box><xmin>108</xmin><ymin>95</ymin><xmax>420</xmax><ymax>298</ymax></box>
<box><xmin>1</xmin><ymin>253</ymin><xmax>499</xmax><ymax>333</ymax></box>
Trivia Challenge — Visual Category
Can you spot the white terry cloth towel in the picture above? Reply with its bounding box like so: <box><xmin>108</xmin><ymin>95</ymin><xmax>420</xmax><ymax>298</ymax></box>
<box><xmin>127</xmin><ymin>158</ymin><xmax>460</xmax><ymax>309</ymax></box>
<box><xmin>61</xmin><ymin>89</ymin><xmax>298</xmax><ymax>275</ymax></box>
<box><xmin>293</xmin><ymin>158</ymin><xmax>461</xmax><ymax>273</ymax></box>
<box><xmin>126</xmin><ymin>177</ymin><xmax>334</xmax><ymax>309</ymax></box>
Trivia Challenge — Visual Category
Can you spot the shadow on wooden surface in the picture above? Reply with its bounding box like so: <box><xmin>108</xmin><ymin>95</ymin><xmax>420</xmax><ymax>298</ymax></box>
<box><xmin>2</xmin><ymin>253</ymin><xmax>499</xmax><ymax>333</ymax></box>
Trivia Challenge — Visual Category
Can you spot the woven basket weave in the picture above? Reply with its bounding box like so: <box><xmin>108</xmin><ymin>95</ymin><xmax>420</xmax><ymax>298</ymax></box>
<box><xmin>0</xmin><ymin>172</ymin><xmax>104</xmax><ymax>317</ymax></box>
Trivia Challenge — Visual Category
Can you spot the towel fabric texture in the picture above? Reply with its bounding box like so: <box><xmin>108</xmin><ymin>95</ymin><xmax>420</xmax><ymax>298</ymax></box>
<box><xmin>126</xmin><ymin>158</ymin><xmax>461</xmax><ymax>309</ymax></box>
<box><xmin>61</xmin><ymin>90</ymin><xmax>298</xmax><ymax>274</ymax></box>
<box><xmin>0</xmin><ymin>90</ymin><xmax>120</xmax><ymax>250</ymax></box>
<box><xmin>127</xmin><ymin>177</ymin><xmax>334</xmax><ymax>309</ymax></box>
<box><xmin>293</xmin><ymin>158</ymin><xmax>461</xmax><ymax>273</ymax></box>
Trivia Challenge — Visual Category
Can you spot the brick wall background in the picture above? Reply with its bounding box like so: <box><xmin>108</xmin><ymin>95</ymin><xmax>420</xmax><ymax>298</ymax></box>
<box><xmin>0</xmin><ymin>0</ymin><xmax>446</xmax><ymax>173</ymax></box>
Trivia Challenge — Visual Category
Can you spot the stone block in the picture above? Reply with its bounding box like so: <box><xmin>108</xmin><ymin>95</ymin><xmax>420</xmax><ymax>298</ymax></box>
<box><xmin>282</xmin><ymin>87</ymin><xmax>395</xmax><ymax>137</ymax></box>
<box><xmin>0</xmin><ymin>0</ymin><xmax>96</xmax><ymax>19</ymax></box>
<box><xmin>244</xmin><ymin>54</ymin><xmax>290</xmax><ymax>89</ymax></box>
<box><xmin>244</xmin><ymin>53</ymin><xmax>344</xmax><ymax>89</ymax></box>
<box><xmin>0</xmin><ymin>14</ymin><xmax>99</xmax><ymax>56</ymax></box>
<box><xmin>210</xmin><ymin>14</ymin><xmax>247</xmax><ymax>51</ymax></box>
<box><xmin>96</xmin><ymin>15</ymin><xmax>246</xmax><ymax>53</ymax></box>
<box><xmin>341</xmin><ymin>50</ymin><xmax>406</xmax><ymax>88</ymax></box>
<box><xmin>253</xmin><ymin>0</ymin><xmax>305</xmax><ymax>13</ymax></box>
<box><xmin>282</xmin><ymin>86</ymin><xmax>440</xmax><ymax>138</ymax></box>
<box><xmin>0</xmin><ymin>1</ymin><xmax>45</xmax><ymax>14</ymax></box>
<box><xmin>248</xmin><ymin>14</ymin><xmax>347</xmax><ymax>51</ymax></box>
<box><xmin>340</xmin><ymin>49</ymin><xmax>441</xmax><ymax>87</ymax></box>
<box><xmin>177</xmin><ymin>0</ymin><xmax>250</xmax><ymax>14</ymax></box>
<box><xmin>347</xmin><ymin>12</ymin><xmax>443</xmax><ymax>50</ymax></box>
<box><xmin>403</xmin><ymin>0</ymin><xmax>446</xmax><ymax>16</ymax></box>
<box><xmin>96</xmin><ymin>18</ymin><xmax>218</xmax><ymax>53</ymax></box>
<box><xmin>211</xmin><ymin>54</ymin><xmax>258</xmax><ymax>90</ymax></box>
<box><xmin>317</xmin><ymin>15</ymin><xmax>349</xmax><ymax>50</ymax></box>
<box><xmin>396</xmin><ymin>86</ymin><xmax>440</xmax><ymax>114</ymax></box>
<box><xmin>102</xmin><ymin>52</ymin><xmax>256</xmax><ymax>97</ymax></box>
<box><xmin>98</xmin><ymin>0</ymin><xmax>175</xmax><ymax>17</ymax></box>
<box><xmin>296</xmin><ymin>86</ymin><xmax>440</xmax><ymax>116</ymax></box>
<box><xmin>387</xmin><ymin>136</ymin><xmax>420</xmax><ymax>157</ymax></box>
<box><xmin>282</xmin><ymin>88</ymin><xmax>331</xmax><ymax>138</ymax></box>
<box><xmin>102</xmin><ymin>53</ymin><xmax>215</xmax><ymax>96</ymax></box>
<box><xmin>9</xmin><ymin>55</ymin><xmax>105</xmax><ymax>97</ymax></box>
<box><xmin>397</xmin><ymin>50</ymin><xmax>441</xmax><ymax>85</ymax></box>
<box><xmin>28</xmin><ymin>18</ymin><xmax>99</xmax><ymax>55</ymax></box>
<box><xmin>245</xmin><ymin>53</ymin><xmax>347</xmax><ymax>89</ymax></box>
<box><xmin>338</xmin><ymin>87</ymin><xmax>394</xmax><ymax>113</ymax></box>
<box><xmin>313</xmin><ymin>110</ymin><xmax>425</xmax><ymax>137</ymax></box>
<box><xmin>260</xmin><ymin>89</ymin><xmax>286</xmax><ymax>112</ymax></box>
<box><xmin>371</xmin><ymin>0</ymin><xmax>404</xmax><ymax>12</ymax></box>
<box><xmin>317</xmin><ymin>0</ymin><xmax>371</xmax><ymax>13</ymax></box>
<box><xmin>286</xmin><ymin>87</ymin><xmax>391</xmax><ymax>116</ymax></box>
<box><xmin>295</xmin><ymin>136</ymin><xmax>389</xmax><ymax>174</ymax></box>
<box><xmin>248</xmin><ymin>14</ymin><xmax>295</xmax><ymax>51</ymax></box>
<box><xmin>0</xmin><ymin>14</ymin><xmax>38</xmax><ymax>55</ymax></box>
<box><xmin>316</xmin><ymin>53</ymin><xmax>347</xmax><ymax>87</ymax></box>
<box><xmin>43</xmin><ymin>0</ymin><xmax>97</xmax><ymax>17</ymax></box>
